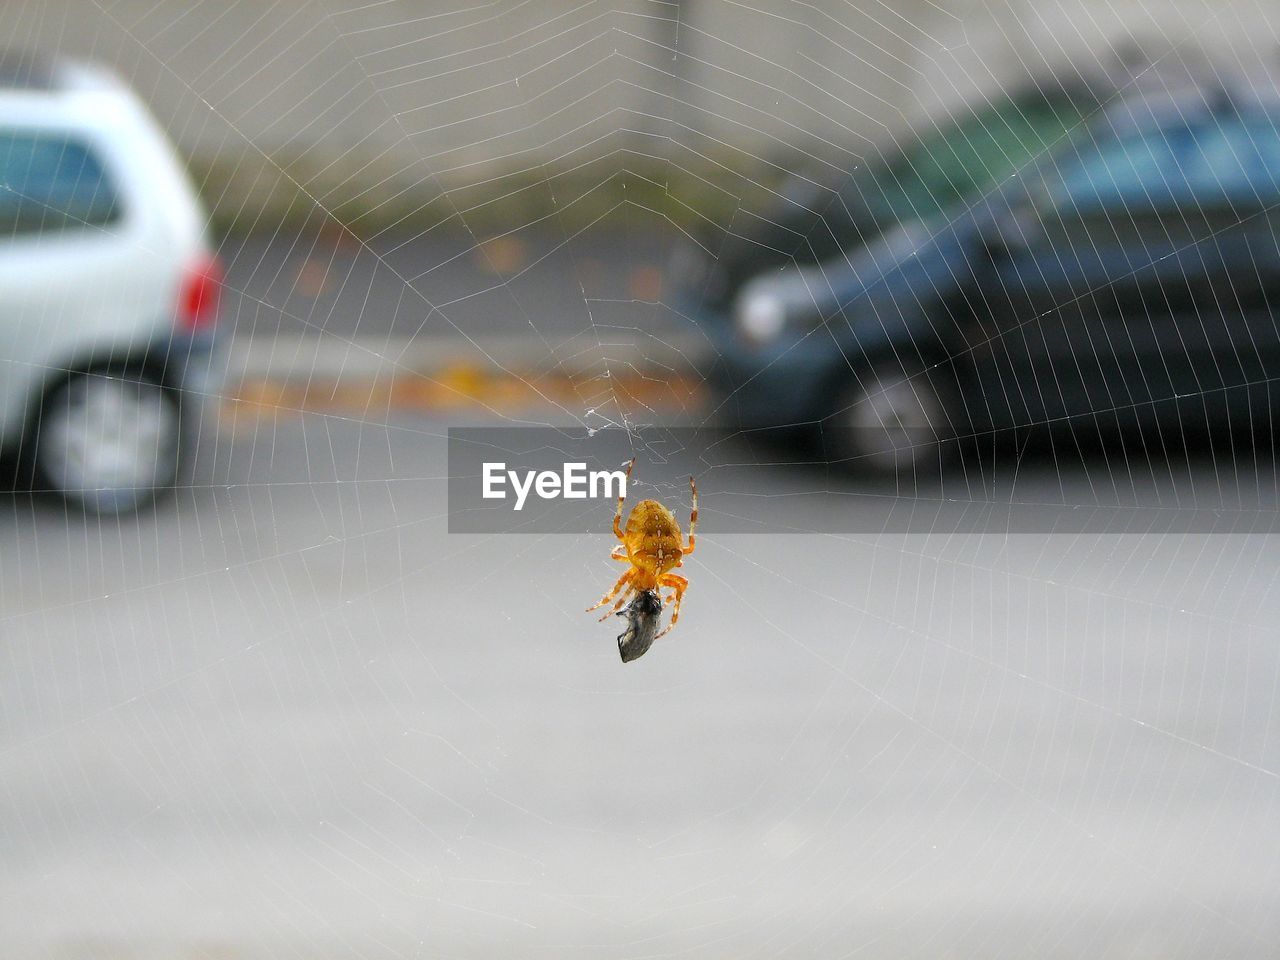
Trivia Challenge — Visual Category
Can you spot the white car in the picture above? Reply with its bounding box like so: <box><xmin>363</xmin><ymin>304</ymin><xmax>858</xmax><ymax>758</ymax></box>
<box><xmin>0</xmin><ymin>53</ymin><xmax>222</xmax><ymax>513</ymax></box>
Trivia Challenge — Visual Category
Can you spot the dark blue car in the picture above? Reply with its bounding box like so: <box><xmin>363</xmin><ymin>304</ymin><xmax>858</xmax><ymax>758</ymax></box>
<box><xmin>686</xmin><ymin>84</ymin><xmax>1280</xmax><ymax>473</ymax></box>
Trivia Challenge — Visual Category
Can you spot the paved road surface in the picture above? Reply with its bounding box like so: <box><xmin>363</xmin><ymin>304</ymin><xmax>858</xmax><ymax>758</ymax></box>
<box><xmin>218</xmin><ymin>224</ymin><xmax>685</xmax><ymax>343</ymax></box>
<box><xmin>2</xmin><ymin>411</ymin><xmax>1278</xmax><ymax>958</ymax></box>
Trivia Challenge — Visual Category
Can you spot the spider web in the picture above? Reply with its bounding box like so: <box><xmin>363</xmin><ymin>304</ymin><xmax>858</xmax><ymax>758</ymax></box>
<box><xmin>1</xmin><ymin>1</ymin><xmax>1278</xmax><ymax>958</ymax></box>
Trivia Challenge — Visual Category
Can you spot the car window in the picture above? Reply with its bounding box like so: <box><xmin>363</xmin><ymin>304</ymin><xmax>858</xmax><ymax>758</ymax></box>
<box><xmin>1182</xmin><ymin>111</ymin><xmax>1280</xmax><ymax>201</ymax></box>
<box><xmin>1052</xmin><ymin>126</ymin><xmax>1184</xmax><ymax>211</ymax></box>
<box><xmin>1051</xmin><ymin>111</ymin><xmax>1280</xmax><ymax>215</ymax></box>
<box><xmin>0</xmin><ymin>131</ymin><xmax>122</xmax><ymax>237</ymax></box>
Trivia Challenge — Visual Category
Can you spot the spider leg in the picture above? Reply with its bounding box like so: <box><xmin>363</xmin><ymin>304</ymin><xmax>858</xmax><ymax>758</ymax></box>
<box><xmin>610</xmin><ymin>544</ymin><xmax>628</xmax><ymax>561</ymax></box>
<box><xmin>682</xmin><ymin>475</ymin><xmax>697</xmax><ymax>554</ymax></box>
<box><xmin>653</xmin><ymin>572</ymin><xmax>688</xmax><ymax>640</ymax></box>
<box><xmin>599</xmin><ymin>583</ymin><xmax>638</xmax><ymax>621</ymax></box>
<box><xmin>613</xmin><ymin>457</ymin><xmax>637</xmax><ymax>540</ymax></box>
<box><xmin>586</xmin><ymin>568</ymin><xmax>634</xmax><ymax>615</ymax></box>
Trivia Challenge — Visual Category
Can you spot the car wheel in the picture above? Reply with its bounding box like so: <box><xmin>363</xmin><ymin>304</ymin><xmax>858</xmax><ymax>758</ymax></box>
<box><xmin>826</xmin><ymin>362</ymin><xmax>953</xmax><ymax>476</ymax></box>
<box><xmin>32</xmin><ymin>368</ymin><xmax>182</xmax><ymax>514</ymax></box>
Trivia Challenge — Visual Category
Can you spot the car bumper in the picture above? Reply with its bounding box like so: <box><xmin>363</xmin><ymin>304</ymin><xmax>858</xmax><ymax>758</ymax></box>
<box><xmin>162</xmin><ymin>329</ymin><xmax>227</xmax><ymax>401</ymax></box>
<box><xmin>694</xmin><ymin>304</ymin><xmax>844</xmax><ymax>429</ymax></box>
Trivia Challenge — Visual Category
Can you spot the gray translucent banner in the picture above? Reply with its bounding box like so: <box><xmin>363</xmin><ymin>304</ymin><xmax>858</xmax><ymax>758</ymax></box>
<box><xmin>447</xmin><ymin>427</ymin><xmax>1280</xmax><ymax>534</ymax></box>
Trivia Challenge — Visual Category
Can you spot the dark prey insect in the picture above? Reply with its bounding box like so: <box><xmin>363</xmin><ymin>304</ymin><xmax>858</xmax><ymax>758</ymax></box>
<box><xmin>586</xmin><ymin>457</ymin><xmax>697</xmax><ymax>658</ymax></box>
<box><xmin>615</xmin><ymin>589</ymin><xmax>663</xmax><ymax>663</ymax></box>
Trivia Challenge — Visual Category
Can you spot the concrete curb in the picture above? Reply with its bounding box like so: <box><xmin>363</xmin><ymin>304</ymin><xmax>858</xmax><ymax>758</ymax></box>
<box><xmin>219</xmin><ymin>334</ymin><xmax>714</xmax><ymax>418</ymax></box>
<box><xmin>225</xmin><ymin>333</ymin><xmax>713</xmax><ymax>383</ymax></box>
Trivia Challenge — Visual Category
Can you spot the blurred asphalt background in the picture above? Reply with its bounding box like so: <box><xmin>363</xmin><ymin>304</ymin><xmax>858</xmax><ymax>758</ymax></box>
<box><xmin>220</xmin><ymin>224</ymin><xmax>679</xmax><ymax>342</ymax></box>
<box><xmin>3</xmin><ymin>0</ymin><xmax>1280</xmax><ymax>957</ymax></box>
<box><xmin>215</xmin><ymin>222</ymin><xmax>713</xmax><ymax>421</ymax></box>
<box><xmin>3</xmin><ymin>404</ymin><xmax>1278</xmax><ymax>958</ymax></box>
<box><xmin>4</xmin><ymin>150</ymin><xmax>1280</xmax><ymax>960</ymax></box>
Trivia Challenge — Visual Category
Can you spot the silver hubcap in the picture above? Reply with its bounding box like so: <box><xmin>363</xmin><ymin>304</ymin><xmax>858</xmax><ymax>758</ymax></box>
<box><xmin>40</xmin><ymin>375</ymin><xmax>177</xmax><ymax>505</ymax></box>
<box><xmin>846</xmin><ymin>372</ymin><xmax>943</xmax><ymax>471</ymax></box>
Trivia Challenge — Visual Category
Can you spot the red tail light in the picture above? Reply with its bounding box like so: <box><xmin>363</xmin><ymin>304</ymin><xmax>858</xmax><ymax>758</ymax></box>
<box><xmin>177</xmin><ymin>252</ymin><xmax>224</xmax><ymax>332</ymax></box>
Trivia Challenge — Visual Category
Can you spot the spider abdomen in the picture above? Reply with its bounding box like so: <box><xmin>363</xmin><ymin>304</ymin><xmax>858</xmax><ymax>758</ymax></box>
<box><xmin>624</xmin><ymin>499</ymin><xmax>684</xmax><ymax>578</ymax></box>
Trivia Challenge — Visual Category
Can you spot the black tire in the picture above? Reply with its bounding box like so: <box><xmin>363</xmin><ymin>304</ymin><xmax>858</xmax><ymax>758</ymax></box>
<box><xmin>823</xmin><ymin>361</ymin><xmax>955</xmax><ymax>476</ymax></box>
<box><xmin>30</xmin><ymin>367</ymin><xmax>183</xmax><ymax>515</ymax></box>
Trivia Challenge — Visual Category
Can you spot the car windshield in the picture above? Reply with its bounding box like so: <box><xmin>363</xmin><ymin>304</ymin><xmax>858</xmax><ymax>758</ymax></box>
<box><xmin>851</xmin><ymin>91</ymin><xmax>1091</xmax><ymax>238</ymax></box>
<box><xmin>692</xmin><ymin>89</ymin><xmax>1093</xmax><ymax>308</ymax></box>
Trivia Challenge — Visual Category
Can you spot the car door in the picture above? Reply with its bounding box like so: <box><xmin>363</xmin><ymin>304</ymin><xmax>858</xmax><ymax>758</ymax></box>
<box><xmin>1171</xmin><ymin>110</ymin><xmax>1280</xmax><ymax>423</ymax></box>
<box><xmin>972</xmin><ymin>117</ymin><xmax>1232</xmax><ymax>434</ymax></box>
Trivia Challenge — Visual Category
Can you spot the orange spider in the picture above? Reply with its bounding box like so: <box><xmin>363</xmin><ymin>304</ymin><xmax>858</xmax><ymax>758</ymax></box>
<box><xmin>586</xmin><ymin>457</ymin><xmax>697</xmax><ymax>645</ymax></box>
